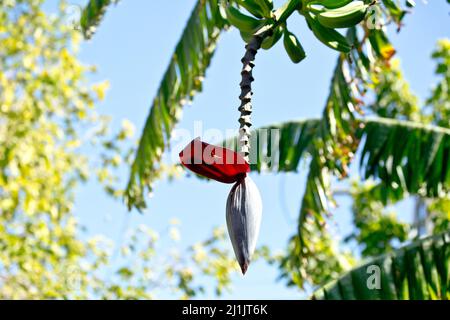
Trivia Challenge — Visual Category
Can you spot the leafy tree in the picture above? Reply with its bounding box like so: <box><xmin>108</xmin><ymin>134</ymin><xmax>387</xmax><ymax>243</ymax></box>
<box><xmin>0</xmin><ymin>0</ymin><xmax>249</xmax><ymax>299</ymax></box>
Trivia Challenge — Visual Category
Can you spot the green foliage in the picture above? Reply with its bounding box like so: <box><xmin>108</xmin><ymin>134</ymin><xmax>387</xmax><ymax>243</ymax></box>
<box><xmin>428</xmin><ymin>198</ymin><xmax>450</xmax><ymax>234</ymax></box>
<box><xmin>0</xmin><ymin>0</ymin><xmax>251</xmax><ymax>299</ymax></box>
<box><xmin>281</xmin><ymin>26</ymin><xmax>389</xmax><ymax>288</ymax></box>
<box><xmin>90</xmin><ymin>223</ymin><xmax>245</xmax><ymax>299</ymax></box>
<box><xmin>345</xmin><ymin>181</ymin><xmax>409</xmax><ymax>257</ymax></box>
<box><xmin>359</xmin><ymin>117</ymin><xmax>450</xmax><ymax>201</ymax></box>
<box><xmin>125</xmin><ymin>0</ymin><xmax>229</xmax><ymax>211</ymax></box>
<box><xmin>231</xmin><ymin>118</ymin><xmax>321</xmax><ymax>172</ymax></box>
<box><xmin>381</xmin><ymin>0</ymin><xmax>408</xmax><ymax>26</ymax></box>
<box><xmin>314</xmin><ymin>230</ymin><xmax>450</xmax><ymax>300</ymax></box>
<box><xmin>277</xmin><ymin>1</ymin><xmax>449</xmax><ymax>288</ymax></box>
<box><xmin>212</xmin><ymin>22</ymin><xmax>448</xmax><ymax>291</ymax></box>
<box><xmin>0</xmin><ymin>0</ymin><xmax>104</xmax><ymax>298</ymax></box>
<box><xmin>426</xmin><ymin>39</ymin><xmax>450</xmax><ymax>128</ymax></box>
<box><xmin>283</xmin><ymin>36</ymin><xmax>450</xmax><ymax>289</ymax></box>
<box><xmin>186</xmin><ymin>1</ymin><xmax>448</xmax><ymax>290</ymax></box>
<box><xmin>366</xmin><ymin>59</ymin><xmax>421</xmax><ymax>121</ymax></box>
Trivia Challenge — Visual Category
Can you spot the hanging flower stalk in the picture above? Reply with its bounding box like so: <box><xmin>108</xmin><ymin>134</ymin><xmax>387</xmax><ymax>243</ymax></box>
<box><xmin>226</xmin><ymin>35</ymin><xmax>265</xmax><ymax>274</ymax></box>
<box><xmin>179</xmin><ymin>36</ymin><xmax>264</xmax><ymax>274</ymax></box>
<box><xmin>238</xmin><ymin>35</ymin><xmax>263</xmax><ymax>162</ymax></box>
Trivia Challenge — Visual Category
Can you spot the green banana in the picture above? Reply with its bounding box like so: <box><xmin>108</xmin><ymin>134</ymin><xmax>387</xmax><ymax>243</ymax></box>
<box><xmin>316</xmin><ymin>1</ymin><xmax>368</xmax><ymax>29</ymax></box>
<box><xmin>261</xmin><ymin>26</ymin><xmax>283</xmax><ymax>50</ymax></box>
<box><xmin>305</xmin><ymin>3</ymin><xmax>325</xmax><ymax>15</ymax></box>
<box><xmin>259</xmin><ymin>0</ymin><xmax>274</xmax><ymax>15</ymax></box>
<box><xmin>226</xmin><ymin>5</ymin><xmax>265</xmax><ymax>33</ymax></box>
<box><xmin>307</xmin><ymin>14</ymin><xmax>352</xmax><ymax>53</ymax></box>
<box><xmin>310</xmin><ymin>0</ymin><xmax>354</xmax><ymax>10</ymax></box>
<box><xmin>240</xmin><ymin>30</ymin><xmax>253</xmax><ymax>43</ymax></box>
<box><xmin>236</xmin><ymin>0</ymin><xmax>265</xmax><ymax>18</ymax></box>
<box><xmin>283</xmin><ymin>30</ymin><xmax>306</xmax><ymax>63</ymax></box>
<box><xmin>274</xmin><ymin>0</ymin><xmax>301</xmax><ymax>22</ymax></box>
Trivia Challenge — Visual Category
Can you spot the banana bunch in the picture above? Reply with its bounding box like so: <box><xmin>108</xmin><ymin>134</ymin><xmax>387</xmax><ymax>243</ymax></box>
<box><xmin>235</xmin><ymin>0</ymin><xmax>273</xmax><ymax>18</ymax></box>
<box><xmin>283</xmin><ymin>29</ymin><xmax>306</xmax><ymax>63</ymax></box>
<box><xmin>306</xmin><ymin>13</ymin><xmax>352</xmax><ymax>53</ymax></box>
<box><xmin>301</xmin><ymin>0</ymin><xmax>371</xmax><ymax>53</ymax></box>
<box><xmin>313</xmin><ymin>0</ymin><xmax>369</xmax><ymax>29</ymax></box>
<box><xmin>225</xmin><ymin>0</ymin><xmax>274</xmax><ymax>35</ymax></box>
<box><xmin>260</xmin><ymin>25</ymin><xmax>283</xmax><ymax>49</ymax></box>
<box><xmin>226</xmin><ymin>5</ymin><xmax>267</xmax><ymax>33</ymax></box>
<box><xmin>305</xmin><ymin>0</ymin><xmax>369</xmax><ymax>29</ymax></box>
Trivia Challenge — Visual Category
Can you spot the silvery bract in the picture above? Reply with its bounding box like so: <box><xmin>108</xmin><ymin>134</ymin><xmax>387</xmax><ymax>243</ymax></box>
<box><xmin>226</xmin><ymin>176</ymin><xmax>262</xmax><ymax>274</ymax></box>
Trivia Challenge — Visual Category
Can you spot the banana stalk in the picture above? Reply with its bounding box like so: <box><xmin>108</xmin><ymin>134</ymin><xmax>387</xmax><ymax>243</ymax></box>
<box><xmin>283</xmin><ymin>30</ymin><xmax>306</xmax><ymax>63</ymax></box>
<box><xmin>226</xmin><ymin>32</ymin><xmax>270</xmax><ymax>274</ymax></box>
<box><xmin>238</xmin><ymin>34</ymin><xmax>265</xmax><ymax>161</ymax></box>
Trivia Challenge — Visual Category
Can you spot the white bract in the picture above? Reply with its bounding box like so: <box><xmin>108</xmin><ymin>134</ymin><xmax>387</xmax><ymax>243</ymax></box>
<box><xmin>226</xmin><ymin>176</ymin><xmax>262</xmax><ymax>274</ymax></box>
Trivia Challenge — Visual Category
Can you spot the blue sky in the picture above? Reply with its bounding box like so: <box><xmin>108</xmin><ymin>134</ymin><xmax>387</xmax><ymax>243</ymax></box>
<box><xmin>47</xmin><ymin>0</ymin><xmax>449</xmax><ymax>299</ymax></box>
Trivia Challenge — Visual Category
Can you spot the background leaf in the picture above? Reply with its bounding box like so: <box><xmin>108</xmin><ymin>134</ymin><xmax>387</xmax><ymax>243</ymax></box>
<box><xmin>314</xmin><ymin>230</ymin><xmax>450</xmax><ymax>300</ymax></box>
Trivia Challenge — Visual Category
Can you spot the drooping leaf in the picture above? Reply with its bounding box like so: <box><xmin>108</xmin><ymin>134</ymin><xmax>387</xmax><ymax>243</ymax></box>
<box><xmin>282</xmin><ymin>15</ymin><xmax>409</xmax><ymax>286</ymax></box>
<box><xmin>313</xmin><ymin>230</ymin><xmax>450</xmax><ymax>300</ymax></box>
<box><xmin>239</xmin><ymin>117</ymin><xmax>450</xmax><ymax>203</ymax></box>
<box><xmin>359</xmin><ymin>117</ymin><xmax>450</xmax><ymax>200</ymax></box>
<box><xmin>280</xmin><ymin>27</ymin><xmax>374</xmax><ymax>287</ymax></box>
<box><xmin>125</xmin><ymin>0</ymin><xmax>228</xmax><ymax>210</ymax></box>
<box><xmin>222</xmin><ymin>118</ymin><xmax>321</xmax><ymax>173</ymax></box>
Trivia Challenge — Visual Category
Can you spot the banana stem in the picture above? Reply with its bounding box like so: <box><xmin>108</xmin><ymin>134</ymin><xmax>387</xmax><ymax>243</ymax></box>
<box><xmin>238</xmin><ymin>35</ymin><xmax>263</xmax><ymax>162</ymax></box>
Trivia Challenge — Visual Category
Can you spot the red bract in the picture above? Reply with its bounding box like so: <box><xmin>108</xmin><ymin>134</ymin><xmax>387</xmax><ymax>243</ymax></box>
<box><xmin>179</xmin><ymin>138</ymin><xmax>250</xmax><ymax>184</ymax></box>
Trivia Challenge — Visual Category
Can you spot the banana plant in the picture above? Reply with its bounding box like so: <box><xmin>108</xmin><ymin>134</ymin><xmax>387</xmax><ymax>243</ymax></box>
<box><xmin>79</xmin><ymin>0</ymin><xmax>450</xmax><ymax>294</ymax></box>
